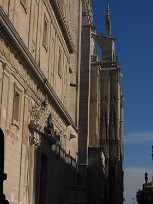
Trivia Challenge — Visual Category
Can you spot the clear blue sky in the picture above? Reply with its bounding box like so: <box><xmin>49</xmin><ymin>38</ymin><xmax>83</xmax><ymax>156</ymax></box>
<box><xmin>92</xmin><ymin>0</ymin><xmax>153</xmax><ymax>203</ymax></box>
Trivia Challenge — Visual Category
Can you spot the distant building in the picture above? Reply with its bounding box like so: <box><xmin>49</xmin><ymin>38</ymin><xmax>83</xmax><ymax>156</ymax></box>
<box><xmin>136</xmin><ymin>175</ymin><xmax>153</xmax><ymax>204</ymax></box>
<box><xmin>0</xmin><ymin>0</ymin><xmax>124</xmax><ymax>203</ymax></box>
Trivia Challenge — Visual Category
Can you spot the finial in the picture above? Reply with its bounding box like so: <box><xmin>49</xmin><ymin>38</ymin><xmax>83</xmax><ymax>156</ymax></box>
<box><xmin>145</xmin><ymin>172</ymin><xmax>148</xmax><ymax>184</ymax></box>
<box><xmin>105</xmin><ymin>5</ymin><xmax>111</xmax><ymax>36</ymax></box>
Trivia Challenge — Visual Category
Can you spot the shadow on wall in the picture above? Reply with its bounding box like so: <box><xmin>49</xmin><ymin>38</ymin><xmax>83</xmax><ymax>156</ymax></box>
<box><xmin>0</xmin><ymin>128</ymin><xmax>9</xmax><ymax>203</ymax></box>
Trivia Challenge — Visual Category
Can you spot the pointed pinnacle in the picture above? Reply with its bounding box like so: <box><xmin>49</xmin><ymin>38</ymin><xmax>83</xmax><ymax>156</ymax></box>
<box><xmin>105</xmin><ymin>5</ymin><xmax>111</xmax><ymax>36</ymax></box>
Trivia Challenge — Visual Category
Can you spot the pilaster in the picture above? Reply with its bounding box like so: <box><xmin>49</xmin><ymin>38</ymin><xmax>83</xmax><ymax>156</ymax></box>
<box><xmin>0</xmin><ymin>63</ymin><xmax>11</xmax><ymax>131</ymax></box>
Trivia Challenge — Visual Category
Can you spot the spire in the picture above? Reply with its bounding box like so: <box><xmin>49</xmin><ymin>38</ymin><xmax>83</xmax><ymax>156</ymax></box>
<box><xmin>105</xmin><ymin>5</ymin><xmax>111</xmax><ymax>36</ymax></box>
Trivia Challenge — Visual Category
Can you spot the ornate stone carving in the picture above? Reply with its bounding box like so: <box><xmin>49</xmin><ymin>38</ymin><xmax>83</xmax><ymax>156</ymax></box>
<box><xmin>29</xmin><ymin>132</ymin><xmax>40</xmax><ymax>146</ymax></box>
<box><xmin>29</xmin><ymin>96</ymin><xmax>58</xmax><ymax>145</ymax></box>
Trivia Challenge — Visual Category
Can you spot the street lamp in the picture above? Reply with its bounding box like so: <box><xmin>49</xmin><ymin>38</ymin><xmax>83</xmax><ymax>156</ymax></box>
<box><xmin>151</xmin><ymin>145</ymin><xmax>153</xmax><ymax>160</ymax></box>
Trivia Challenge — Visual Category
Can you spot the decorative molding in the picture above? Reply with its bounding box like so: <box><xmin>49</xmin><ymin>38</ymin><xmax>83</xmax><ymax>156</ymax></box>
<box><xmin>29</xmin><ymin>97</ymin><xmax>59</xmax><ymax>145</ymax></box>
<box><xmin>82</xmin><ymin>0</ymin><xmax>93</xmax><ymax>26</ymax></box>
<box><xmin>46</xmin><ymin>0</ymin><xmax>75</xmax><ymax>53</ymax></box>
<box><xmin>3</xmin><ymin>63</ymin><xmax>12</xmax><ymax>76</ymax></box>
<box><xmin>29</xmin><ymin>132</ymin><xmax>41</xmax><ymax>146</ymax></box>
<box><xmin>68</xmin><ymin>125</ymin><xmax>77</xmax><ymax>140</ymax></box>
<box><xmin>69</xmin><ymin>132</ymin><xmax>76</xmax><ymax>140</ymax></box>
<box><xmin>24</xmin><ymin>89</ymin><xmax>31</xmax><ymax>99</ymax></box>
<box><xmin>20</xmin><ymin>0</ymin><xmax>28</xmax><ymax>14</ymax></box>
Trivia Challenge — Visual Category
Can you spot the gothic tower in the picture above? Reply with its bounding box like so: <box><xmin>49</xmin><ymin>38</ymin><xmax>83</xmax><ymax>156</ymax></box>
<box><xmin>96</xmin><ymin>5</ymin><xmax>124</xmax><ymax>204</ymax></box>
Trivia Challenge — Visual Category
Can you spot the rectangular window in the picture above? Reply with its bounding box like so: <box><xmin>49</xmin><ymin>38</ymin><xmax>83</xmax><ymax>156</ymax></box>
<box><xmin>43</xmin><ymin>14</ymin><xmax>48</xmax><ymax>51</ymax></box>
<box><xmin>58</xmin><ymin>48</ymin><xmax>62</xmax><ymax>78</ymax></box>
<box><xmin>12</xmin><ymin>84</ymin><xmax>21</xmax><ymax>126</ymax></box>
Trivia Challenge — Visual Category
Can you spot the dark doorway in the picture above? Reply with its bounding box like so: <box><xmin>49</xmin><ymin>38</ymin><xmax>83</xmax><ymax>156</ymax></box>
<box><xmin>0</xmin><ymin>128</ymin><xmax>9</xmax><ymax>203</ymax></box>
<box><xmin>39</xmin><ymin>154</ymin><xmax>48</xmax><ymax>204</ymax></box>
<box><xmin>0</xmin><ymin>128</ymin><xmax>4</xmax><ymax>175</ymax></box>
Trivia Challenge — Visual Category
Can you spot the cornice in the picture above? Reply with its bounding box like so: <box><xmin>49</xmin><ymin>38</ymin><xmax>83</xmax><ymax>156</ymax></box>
<box><xmin>50</xmin><ymin>0</ymin><xmax>75</xmax><ymax>54</ymax></box>
<box><xmin>0</xmin><ymin>8</ymin><xmax>77</xmax><ymax>132</ymax></box>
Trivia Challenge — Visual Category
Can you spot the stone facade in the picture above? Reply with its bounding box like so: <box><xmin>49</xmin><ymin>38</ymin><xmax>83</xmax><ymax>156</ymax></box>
<box><xmin>0</xmin><ymin>0</ymin><xmax>80</xmax><ymax>203</ymax></box>
<box><xmin>0</xmin><ymin>1</ymin><xmax>124</xmax><ymax>204</ymax></box>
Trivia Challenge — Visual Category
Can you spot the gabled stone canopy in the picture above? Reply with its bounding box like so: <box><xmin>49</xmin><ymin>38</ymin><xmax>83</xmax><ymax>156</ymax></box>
<box><xmin>29</xmin><ymin>98</ymin><xmax>59</xmax><ymax>145</ymax></box>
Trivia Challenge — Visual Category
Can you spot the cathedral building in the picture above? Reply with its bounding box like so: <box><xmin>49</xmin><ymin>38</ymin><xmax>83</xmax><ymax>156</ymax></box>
<box><xmin>77</xmin><ymin>3</ymin><xmax>124</xmax><ymax>204</ymax></box>
<box><xmin>0</xmin><ymin>0</ymin><xmax>124</xmax><ymax>203</ymax></box>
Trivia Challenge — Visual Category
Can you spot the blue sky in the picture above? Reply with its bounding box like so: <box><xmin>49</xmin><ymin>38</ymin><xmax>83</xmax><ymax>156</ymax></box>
<box><xmin>92</xmin><ymin>0</ymin><xmax>153</xmax><ymax>203</ymax></box>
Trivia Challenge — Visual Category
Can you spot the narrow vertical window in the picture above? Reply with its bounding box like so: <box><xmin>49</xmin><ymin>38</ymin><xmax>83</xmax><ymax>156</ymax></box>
<box><xmin>12</xmin><ymin>84</ymin><xmax>21</xmax><ymax>125</ymax></box>
<box><xmin>43</xmin><ymin>15</ymin><xmax>48</xmax><ymax>51</ymax></box>
<box><xmin>58</xmin><ymin>49</ymin><xmax>63</xmax><ymax>78</ymax></box>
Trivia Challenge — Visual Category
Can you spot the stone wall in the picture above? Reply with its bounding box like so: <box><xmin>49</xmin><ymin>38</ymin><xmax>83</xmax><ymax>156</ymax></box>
<box><xmin>0</xmin><ymin>0</ymin><xmax>81</xmax><ymax>203</ymax></box>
